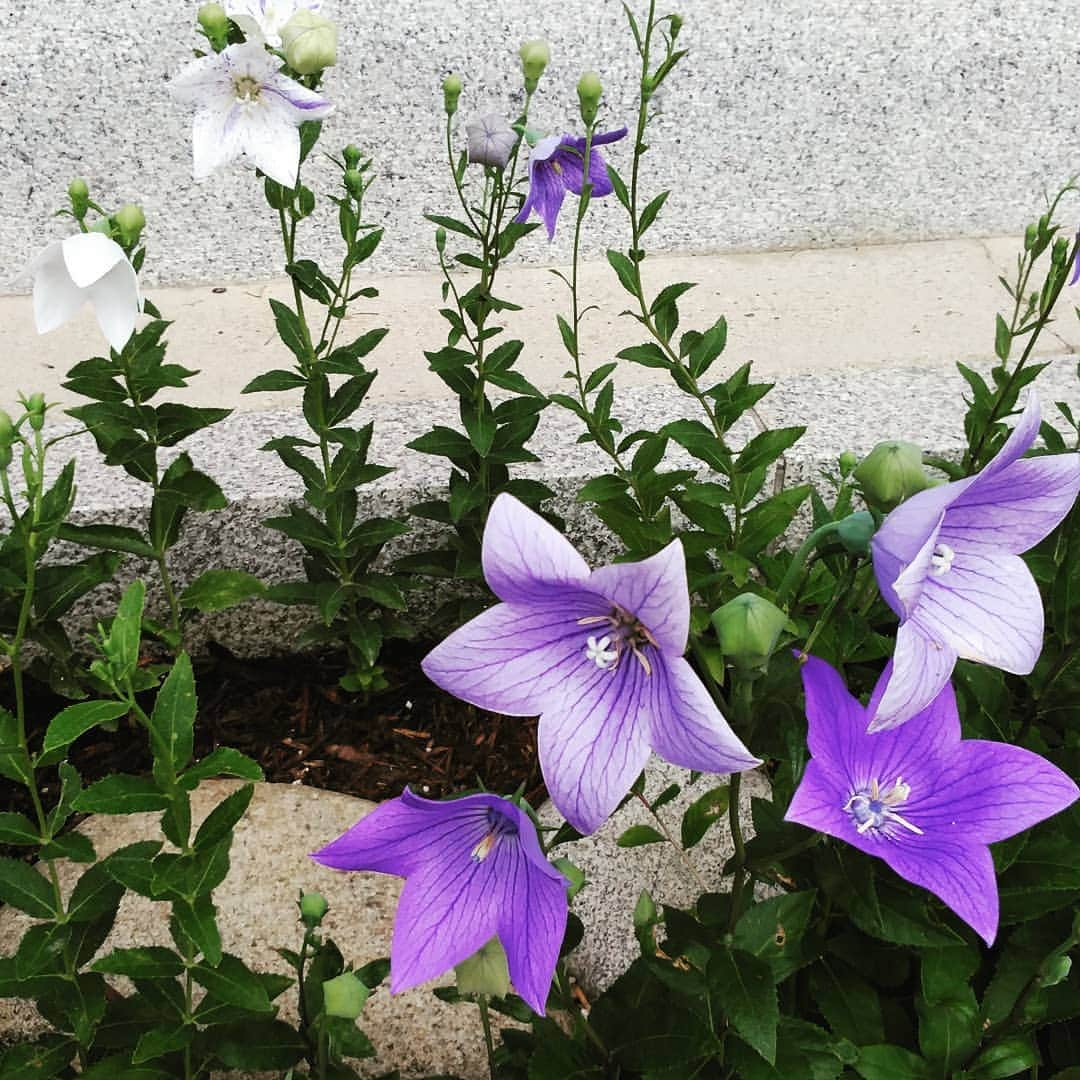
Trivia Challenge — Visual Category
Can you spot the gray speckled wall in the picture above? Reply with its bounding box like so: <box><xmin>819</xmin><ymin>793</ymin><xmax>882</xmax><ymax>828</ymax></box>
<box><xmin>2</xmin><ymin>0</ymin><xmax>1078</xmax><ymax>287</ymax></box>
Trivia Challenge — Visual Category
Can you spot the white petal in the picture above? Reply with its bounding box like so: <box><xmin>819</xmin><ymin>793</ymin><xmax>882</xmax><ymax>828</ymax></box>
<box><xmin>191</xmin><ymin>104</ymin><xmax>244</xmax><ymax>179</ymax></box>
<box><xmin>87</xmin><ymin>261</ymin><xmax>141</xmax><ymax>353</ymax></box>
<box><xmin>242</xmin><ymin>105</ymin><xmax>301</xmax><ymax>187</ymax></box>
<box><xmin>32</xmin><ymin>245</ymin><xmax>85</xmax><ymax>334</ymax></box>
<box><xmin>169</xmin><ymin>52</ymin><xmax>233</xmax><ymax>106</ymax></box>
<box><xmin>262</xmin><ymin>72</ymin><xmax>334</xmax><ymax>123</ymax></box>
<box><xmin>61</xmin><ymin>233</ymin><xmax>126</xmax><ymax>289</ymax></box>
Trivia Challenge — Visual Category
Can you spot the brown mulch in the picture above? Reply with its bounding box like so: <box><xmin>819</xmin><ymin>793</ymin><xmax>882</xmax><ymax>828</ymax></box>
<box><xmin>2</xmin><ymin>642</ymin><xmax>546</xmax><ymax>825</ymax></box>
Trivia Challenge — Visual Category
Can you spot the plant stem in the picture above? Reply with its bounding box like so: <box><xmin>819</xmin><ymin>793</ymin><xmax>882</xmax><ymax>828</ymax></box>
<box><xmin>478</xmin><ymin>996</ymin><xmax>497</xmax><ymax>1078</ymax></box>
<box><xmin>726</xmin><ymin>678</ymin><xmax>754</xmax><ymax>930</ymax></box>
<box><xmin>633</xmin><ymin>791</ymin><xmax>708</xmax><ymax>893</ymax></box>
<box><xmin>801</xmin><ymin>558</ymin><xmax>857</xmax><ymax>658</ymax></box>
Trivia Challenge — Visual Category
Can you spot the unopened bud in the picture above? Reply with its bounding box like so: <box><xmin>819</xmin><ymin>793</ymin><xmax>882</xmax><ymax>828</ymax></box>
<box><xmin>669</xmin><ymin>13</ymin><xmax>684</xmax><ymax>40</ymax></box>
<box><xmin>836</xmin><ymin>510</ymin><xmax>877</xmax><ymax>556</ymax></box>
<box><xmin>711</xmin><ymin>593</ymin><xmax>787</xmax><ymax>674</ymax></box>
<box><xmin>837</xmin><ymin>450</ymin><xmax>858</xmax><ymax>476</ymax></box>
<box><xmin>197</xmin><ymin>3</ymin><xmax>230</xmax><ymax>50</ymax></box>
<box><xmin>282</xmin><ymin>10</ymin><xmax>337</xmax><ymax>74</ymax></box>
<box><xmin>519</xmin><ymin>39</ymin><xmax>550</xmax><ymax>92</ymax></box>
<box><xmin>114</xmin><ymin>203</ymin><xmax>145</xmax><ymax>247</ymax></box>
<box><xmin>26</xmin><ymin>393</ymin><xmax>46</xmax><ymax>432</ymax></box>
<box><xmin>1023</xmin><ymin>222</ymin><xmax>1038</xmax><ymax>251</ymax></box>
<box><xmin>68</xmin><ymin>178</ymin><xmax>90</xmax><ymax>220</ymax></box>
<box><xmin>299</xmin><ymin>891</ymin><xmax>328</xmax><ymax>927</ymax></box>
<box><xmin>435</xmin><ymin>226</ymin><xmax>447</xmax><ymax>253</ymax></box>
<box><xmin>0</xmin><ymin>411</ymin><xmax>14</xmax><ymax>448</ymax></box>
<box><xmin>343</xmin><ymin>144</ymin><xmax>362</xmax><ymax>169</ymax></box>
<box><xmin>1051</xmin><ymin>234</ymin><xmax>1069</xmax><ymax>266</ymax></box>
<box><xmin>344</xmin><ymin>168</ymin><xmax>364</xmax><ymax>199</ymax></box>
<box><xmin>577</xmin><ymin>70</ymin><xmax>603</xmax><ymax>127</ymax></box>
<box><xmin>322</xmin><ymin>972</ymin><xmax>369</xmax><ymax>1019</ymax></box>
<box><xmin>1039</xmin><ymin>955</ymin><xmax>1071</xmax><ymax>988</ymax></box>
<box><xmin>455</xmin><ymin>937</ymin><xmax>510</xmax><ymax>999</ymax></box>
<box><xmin>854</xmin><ymin>440</ymin><xmax>929</xmax><ymax>511</ymax></box>
<box><xmin>442</xmin><ymin>73</ymin><xmax>463</xmax><ymax>116</ymax></box>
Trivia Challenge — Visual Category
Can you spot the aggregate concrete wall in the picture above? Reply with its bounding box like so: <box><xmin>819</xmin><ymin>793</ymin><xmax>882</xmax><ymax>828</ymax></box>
<box><xmin>2</xmin><ymin>0</ymin><xmax>1079</xmax><ymax>288</ymax></box>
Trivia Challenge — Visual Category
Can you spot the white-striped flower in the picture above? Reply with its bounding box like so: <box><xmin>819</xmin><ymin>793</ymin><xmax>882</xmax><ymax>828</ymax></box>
<box><xmin>225</xmin><ymin>0</ymin><xmax>322</xmax><ymax>48</ymax></box>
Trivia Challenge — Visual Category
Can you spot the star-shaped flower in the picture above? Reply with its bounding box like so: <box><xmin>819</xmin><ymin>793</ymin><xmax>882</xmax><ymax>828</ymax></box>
<box><xmin>514</xmin><ymin>127</ymin><xmax>627</xmax><ymax>238</ymax></box>
<box><xmin>26</xmin><ymin>232</ymin><xmax>141</xmax><ymax>353</ymax></box>
<box><xmin>170</xmin><ymin>41</ymin><xmax>333</xmax><ymax>189</ymax></box>
<box><xmin>786</xmin><ymin>655</ymin><xmax>1078</xmax><ymax>944</ymax></box>
<box><xmin>311</xmin><ymin>788</ymin><xmax>568</xmax><ymax>1014</ymax></box>
<box><xmin>225</xmin><ymin>0</ymin><xmax>321</xmax><ymax>47</ymax></box>
<box><xmin>422</xmin><ymin>494</ymin><xmax>759</xmax><ymax>835</ymax></box>
<box><xmin>869</xmin><ymin>392</ymin><xmax>1079</xmax><ymax>731</ymax></box>
<box><xmin>466</xmin><ymin>113</ymin><xmax>518</xmax><ymax>170</ymax></box>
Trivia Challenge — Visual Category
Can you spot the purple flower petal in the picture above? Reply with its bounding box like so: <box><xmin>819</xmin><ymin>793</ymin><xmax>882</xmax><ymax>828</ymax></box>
<box><xmin>867</xmin><ymin>620</ymin><xmax>959</xmax><ymax>733</ymax></box>
<box><xmin>646</xmin><ymin>654</ymin><xmax>760</xmax><ymax>774</ymax></box>
<box><xmin>482</xmin><ymin>493</ymin><xmax>591</xmax><ymax>605</ymax></box>
<box><xmin>588</xmin><ymin>539</ymin><xmax>689</xmax><ymax>655</ymax></box>
<box><xmin>970</xmin><ymin>391</ymin><xmax>1042</xmax><ymax>483</ymax></box>
<box><xmin>538</xmin><ymin>654</ymin><xmax>653</xmax><ymax>835</ymax></box>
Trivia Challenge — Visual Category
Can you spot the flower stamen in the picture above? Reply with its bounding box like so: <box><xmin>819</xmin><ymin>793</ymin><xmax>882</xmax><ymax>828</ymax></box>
<box><xmin>578</xmin><ymin>606</ymin><xmax>657</xmax><ymax>677</ymax></box>
<box><xmin>844</xmin><ymin>775</ymin><xmax>923</xmax><ymax>836</ymax></box>
<box><xmin>929</xmin><ymin>542</ymin><xmax>955</xmax><ymax>576</ymax></box>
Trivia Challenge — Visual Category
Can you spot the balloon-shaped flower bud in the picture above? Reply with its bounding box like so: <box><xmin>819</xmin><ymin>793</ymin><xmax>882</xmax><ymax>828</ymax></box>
<box><xmin>711</xmin><ymin>593</ymin><xmax>787</xmax><ymax>674</ymax></box>
<box><xmin>837</xmin><ymin>450</ymin><xmax>857</xmax><ymax>476</ymax></box>
<box><xmin>1023</xmin><ymin>222</ymin><xmax>1038</xmax><ymax>251</ymax></box>
<box><xmin>442</xmin><ymin>73</ymin><xmax>463</xmax><ymax>116</ymax></box>
<box><xmin>26</xmin><ymin>393</ymin><xmax>46</xmax><ymax>432</ymax></box>
<box><xmin>1051</xmin><ymin>234</ymin><xmax>1070</xmax><ymax>268</ymax></box>
<box><xmin>854</xmin><ymin>440</ymin><xmax>929</xmax><ymax>511</ymax></box>
<box><xmin>836</xmin><ymin>510</ymin><xmax>877</xmax><ymax>556</ymax></box>
<box><xmin>343</xmin><ymin>144</ymin><xmax>361</xmax><ymax>169</ymax></box>
<box><xmin>577</xmin><ymin>70</ymin><xmax>603</xmax><ymax>126</ymax></box>
<box><xmin>68</xmin><ymin>178</ymin><xmax>90</xmax><ymax>221</ymax></box>
<box><xmin>299</xmin><ymin>890</ymin><xmax>328</xmax><ymax>927</ymax></box>
<box><xmin>670</xmin><ymin>14</ymin><xmax>684</xmax><ymax>41</ymax></box>
<box><xmin>114</xmin><ymin>203</ymin><xmax>146</xmax><ymax>248</ymax></box>
<box><xmin>197</xmin><ymin>3</ymin><xmax>230</xmax><ymax>51</ymax></box>
<box><xmin>0</xmin><ymin>411</ymin><xmax>14</xmax><ymax>469</ymax></box>
<box><xmin>435</xmin><ymin>226</ymin><xmax>447</xmax><ymax>253</ymax></box>
<box><xmin>282</xmin><ymin>11</ymin><xmax>338</xmax><ymax>75</ymax></box>
<box><xmin>455</xmin><ymin>937</ymin><xmax>511</xmax><ymax>999</ymax></box>
<box><xmin>519</xmin><ymin>39</ymin><xmax>550</xmax><ymax>92</ymax></box>
<box><xmin>322</xmin><ymin>972</ymin><xmax>369</xmax><ymax>1019</ymax></box>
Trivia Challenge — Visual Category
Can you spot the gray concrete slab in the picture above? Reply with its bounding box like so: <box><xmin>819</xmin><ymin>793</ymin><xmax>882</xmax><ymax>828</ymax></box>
<box><xmin>2</xmin><ymin>1</ymin><xmax>1078</xmax><ymax>287</ymax></box>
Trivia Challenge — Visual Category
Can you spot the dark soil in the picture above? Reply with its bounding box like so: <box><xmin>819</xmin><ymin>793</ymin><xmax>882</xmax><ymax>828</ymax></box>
<box><xmin>2</xmin><ymin>641</ymin><xmax>546</xmax><ymax>825</ymax></box>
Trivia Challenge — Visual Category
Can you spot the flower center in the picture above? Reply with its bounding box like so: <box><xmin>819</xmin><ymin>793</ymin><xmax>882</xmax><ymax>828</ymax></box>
<box><xmin>470</xmin><ymin>807</ymin><xmax>519</xmax><ymax>863</ymax></box>
<box><xmin>843</xmin><ymin>777</ymin><xmax>923</xmax><ymax>837</ymax></box>
<box><xmin>577</xmin><ymin>605</ymin><xmax>658</xmax><ymax>676</ymax></box>
<box><xmin>233</xmin><ymin>74</ymin><xmax>262</xmax><ymax>102</ymax></box>
<box><xmin>929</xmin><ymin>542</ymin><xmax>955</xmax><ymax>576</ymax></box>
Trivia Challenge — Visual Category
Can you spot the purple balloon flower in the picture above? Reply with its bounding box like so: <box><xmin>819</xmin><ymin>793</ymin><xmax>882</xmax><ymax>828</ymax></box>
<box><xmin>786</xmin><ymin>655</ymin><xmax>1078</xmax><ymax>945</ymax></box>
<box><xmin>311</xmin><ymin>788</ymin><xmax>568</xmax><ymax>1014</ymax></box>
<box><xmin>422</xmin><ymin>494</ymin><xmax>759</xmax><ymax>836</ymax></box>
<box><xmin>868</xmin><ymin>392</ymin><xmax>1079</xmax><ymax>731</ymax></box>
<box><xmin>513</xmin><ymin>127</ymin><xmax>628</xmax><ymax>238</ymax></box>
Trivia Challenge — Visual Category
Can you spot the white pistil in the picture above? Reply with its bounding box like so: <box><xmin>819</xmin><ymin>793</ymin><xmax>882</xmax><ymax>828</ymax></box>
<box><xmin>929</xmin><ymin>542</ymin><xmax>955</xmax><ymax>577</ymax></box>
<box><xmin>844</xmin><ymin>775</ymin><xmax>923</xmax><ymax>836</ymax></box>
<box><xmin>585</xmin><ymin>635</ymin><xmax>619</xmax><ymax>670</ymax></box>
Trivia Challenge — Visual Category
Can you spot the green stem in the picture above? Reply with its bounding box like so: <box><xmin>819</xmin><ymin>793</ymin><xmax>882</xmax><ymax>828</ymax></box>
<box><xmin>633</xmin><ymin>791</ymin><xmax>708</xmax><ymax>893</ymax></box>
<box><xmin>774</xmin><ymin>521</ymin><xmax>843</xmax><ymax>605</ymax></box>
<box><xmin>478</xmin><ymin>996</ymin><xmax>497</xmax><ymax>1078</ymax></box>
<box><xmin>801</xmin><ymin>558</ymin><xmax>858</xmax><ymax>658</ymax></box>
<box><xmin>726</xmin><ymin>678</ymin><xmax>754</xmax><ymax>930</ymax></box>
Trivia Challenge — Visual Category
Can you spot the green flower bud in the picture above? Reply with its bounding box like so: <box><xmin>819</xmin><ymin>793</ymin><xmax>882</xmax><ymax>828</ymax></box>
<box><xmin>0</xmin><ymin>410</ymin><xmax>15</xmax><ymax>449</ymax></box>
<box><xmin>442</xmin><ymin>73</ymin><xmax>463</xmax><ymax>116</ymax></box>
<box><xmin>1051</xmin><ymin>234</ymin><xmax>1069</xmax><ymax>266</ymax></box>
<box><xmin>711</xmin><ymin>593</ymin><xmax>788</xmax><ymax>674</ymax></box>
<box><xmin>1023</xmin><ymin>222</ymin><xmax>1038</xmax><ymax>251</ymax></box>
<box><xmin>435</xmin><ymin>226</ymin><xmax>447</xmax><ymax>253</ymax></box>
<box><xmin>26</xmin><ymin>393</ymin><xmax>46</xmax><ymax>432</ymax></box>
<box><xmin>68</xmin><ymin>178</ymin><xmax>90</xmax><ymax>220</ymax></box>
<box><xmin>577</xmin><ymin>70</ymin><xmax>603</xmax><ymax>127</ymax></box>
<box><xmin>1038</xmin><ymin>954</ymin><xmax>1071</xmax><ymax>988</ymax></box>
<box><xmin>519</xmin><ymin>39</ymin><xmax>550</xmax><ymax>92</ymax></box>
<box><xmin>343</xmin><ymin>144</ymin><xmax>362</xmax><ymax>169</ymax></box>
<box><xmin>836</xmin><ymin>510</ymin><xmax>877</xmax><ymax>556</ymax></box>
<box><xmin>455</xmin><ymin>937</ymin><xmax>510</xmax><ymax>999</ymax></box>
<box><xmin>322</xmin><ymin>972</ymin><xmax>369</xmax><ymax>1019</ymax></box>
<box><xmin>837</xmin><ymin>450</ymin><xmax>858</xmax><ymax>476</ymax></box>
<box><xmin>299</xmin><ymin>891</ymin><xmax>329</xmax><ymax>926</ymax></box>
<box><xmin>853</xmin><ymin>440</ymin><xmax>929</xmax><ymax>511</ymax></box>
<box><xmin>197</xmin><ymin>3</ymin><xmax>230</xmax><ymax>51</ymax></box>
<box><xmin>114</xmin><ymin>203</ymin><xmax>146</xmax><ymax>247</ymax></box>
<box><xmin>282</xmin><ymin>11</ymin><xmax>338</xmax><ymax>75</ymax></box>
<box><xmin>669</xmin><ymin>13</ymin><xmax>684</xmax><ymax>40</ymax></box>
<box><xmin>344</xmin><ymin>168</ymin><xmax>364</xmax><ymax>199</ymax></box>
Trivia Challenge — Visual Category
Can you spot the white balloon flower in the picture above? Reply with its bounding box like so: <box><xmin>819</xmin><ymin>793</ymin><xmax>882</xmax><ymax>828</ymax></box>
<box><xmin>225</xmin><ymin>0</ymin><xmax>322</xmax><ymax>48</ymax></box>
<box><xmin>27</xmin><ymin>232</ymin><xmax>142</xmax><ymax>354</ymax></box>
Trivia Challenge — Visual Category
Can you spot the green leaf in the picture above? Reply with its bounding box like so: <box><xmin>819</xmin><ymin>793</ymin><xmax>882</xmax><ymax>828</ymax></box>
<box><xmin>268</xmin><ymin>298</ymin><xmax>309</xmax><ymax>360</ymax></box>
<box><xmin>101</xmin><ymin>580</ymin><xmax>146</xmax><ymax>684</ymax></box>
<box><xmin>102</xmin><ymin>840</ymin><xmax>163</xmax><ymax>897</ymax></box>
<box><xmin>38</xmin><ymin>700</ymin><xmax>130</xmax><ymax>767</ymax></box>
<box><xmin>606</xmin><ymin>249</ymin><xmax>639</xmax><ymax>294</ymax></box>
<box><xmin>179</xmin><ymin>570</ymin><xmax>265</xmax><ymax>613</ymax></box>
<box><xmin>34</xmin><ymin>553</ymin><xmax>122</xmax><ymax>623</ymax></box>
<box><xmin>173</xmin><ymin>896</ymin><xmax>222</xmax><ymax>965</ymax></box>
<box><xmin>0</xmin><ymin>707</ymin><xmax>33</xmax><ymax>786</ymax></box>
<box><xmin>67</xmin><ymin>860</ymin><xmax>125</xmax><ymax>923</ymax></box>
<box><xmin>681</xmin><ymin>785</ymin><xmax>730</xmax><ymax>849</ymax></box>
<box><xmin>994</xmin><ymin>313</ymin><xmax>1011</xmax><ymax>362</ymax></box>
<box><xmin>617</xmin><ymin>342</ymin><xmax>670</xmax><ymax>369</ymax></box>
<box><xmin>916</xmin><ymin>992</ymin><xmax>979</xmax><ymax>1074</ymax></box>
<box><xmin>425</xmin><ymin>213</ymin><xmax>481</xmax><ymax>240</ymax></box>
<box><xmin>211</xmin><ymin>1019</ymin><xmax>307</xmax><ymax>1070</ymax></box>
<box><xmin>616</xmin><ymin>825</ymin><xmax>666</xmax><ymax>848</ymax></box>
<box><xmin>855</xmin><ymin>1045</ymin><xmax>933</xmax><ymax>1079</ymax></box>
<box><xmin>178</xmin><ymin>748</ymin><xmax>263</xmax><ymax>790</ymax></box>
<box><xmin>192</xmin><ymin>953</ymin><xmax>273</xmax><ymax>1014</ymax></box>
<box><xmin>967</xmin><ymin>1037</ymin><xmax>1039</xmax><ymax>1079</ymax></box>
<box><xmin>149</xmin><ymin>652</ymin><xmax>196</xmax><ymax>782</ymax></box>
<box><xmin>638</xmin><ymin>190</ymin><xmax>670</xmax><ymax>235</ymax></box>
<box><xmin>242</xmin><ymin>368</ymin><xmax>307</xmax><ymax>393</ymax></box>
<box><xmin>74</xmin><ymin>774</ymin><xmax>170</xmax><ymax>815</ymax></box>
<box><xmin>735</xmin><ymin>426</ymin><xmax>806</xmax><ymax>474</ymax></box>
<box><xmin>0</xmin><ymin>812</ymin><xmax>39</xmax><ymax>845</ymax></box>
<box><xmin>93</xmin><ymin>947</ymin><xmax>184</xmax><ymax>980</ymax></box>
<box><xmin>194</xmin><ymin>785</ymin><xmax>254</xmax><ymax>851</ymax></box>
<box><xmin>709</xmin><ymin>947</ymin><xmax>779</xmax><ymax>1063</ymax></box>
<box><xmin>133</xmin><ymin>1024</ymin><xmax>193</xmax><ymax>1064</ymax></box>
<box><xmin>732</xmin><ymin>890</ymin><xmax>817</xmax><ymax>982</ymax></box>
<box><xmin>811</xmin><ymin>960</ymin><xmax>885</xmax><ymax>1045</ymax></box>
<box><xmin>57</xmin><ymin>522</ymin><xmax>157</xmax><ymax>558</ymax></box>
<box><xmin>39</xmin><ymin>831</ymin><xmax>96</xmax><ymax>864</ymax></box>
<box><xmin>0</xmin><ymin>857</ymin><xmax>56</xmax><ymax>917</ymax></box>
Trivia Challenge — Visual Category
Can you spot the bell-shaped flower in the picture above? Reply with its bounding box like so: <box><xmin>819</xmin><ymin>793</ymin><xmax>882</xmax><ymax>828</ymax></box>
<box><xmin>26</xmin><ymin>232</ymin><xmax>141</xmax><ymax>353</ymax></box>
<box><xmin>170</xmin><ymin>41</ymin><xmax>333</xmax><ymax>189</ymax></box>
<box><xmin>422</xmin><ymin>495</ymin><xmax>759</xmax><ymax>836</ymax></box>
<box><xmin>869</xmin><ymin>392</ymin><xmax>1079</xmax><ymax>731</ymax></box>
<box><xmin>225</xmin><ymin>0</ymin><xmax>321</xmax><ymax>47</ymax></box>
<box><xmin>513</xmin><ymin>127</ymin><xmax>628</xmax><ymax>239</ymax></box>
<box><xmin>786</xmin><ymin>655</ymin><xmax>1078</xmax><ymax>945</ymax></box>
<box><xmin>466</xmin><ymin>114</ymin><xmax>518</xmax><ymax>170</ymax></box>
<box><xmin>311</xmin><ymin>788</ymin><xmax>568</xmax><ymax>1014</ymax></box>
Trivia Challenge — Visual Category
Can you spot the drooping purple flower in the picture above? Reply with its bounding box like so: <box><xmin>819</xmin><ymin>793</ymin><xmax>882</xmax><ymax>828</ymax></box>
<box><xmin>1070</xmin><ymin>232</ymin><xmax>1080</xmax><ymax>286</ymax></box>
<box><xmin>466</xmin><ymin>114</ymin><xmax>518</xmax><ymax>169</ymax></box>
<box><xmin>422</xmin><ymin>494</ymin><xmax>759</xmax><ymax>836</ymax></box>
<box><xmin>868</xmin><ymin>392</ymin><xmax>1079</xmax><ymax>731</ymax></box>
<box><xmin>786</xmin><ymin>655</ymin><xmax>1078</xmax><ymax>945</ymax></box>
<box><xmin>311</xmin><ymin>788</ymin><xmax>567</xmax><ymax>1014</ymax></box>
<box><xmin>513</xmin><ymin>127</ymin><xmax>628</xmax><ymax>238</ymax></box>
